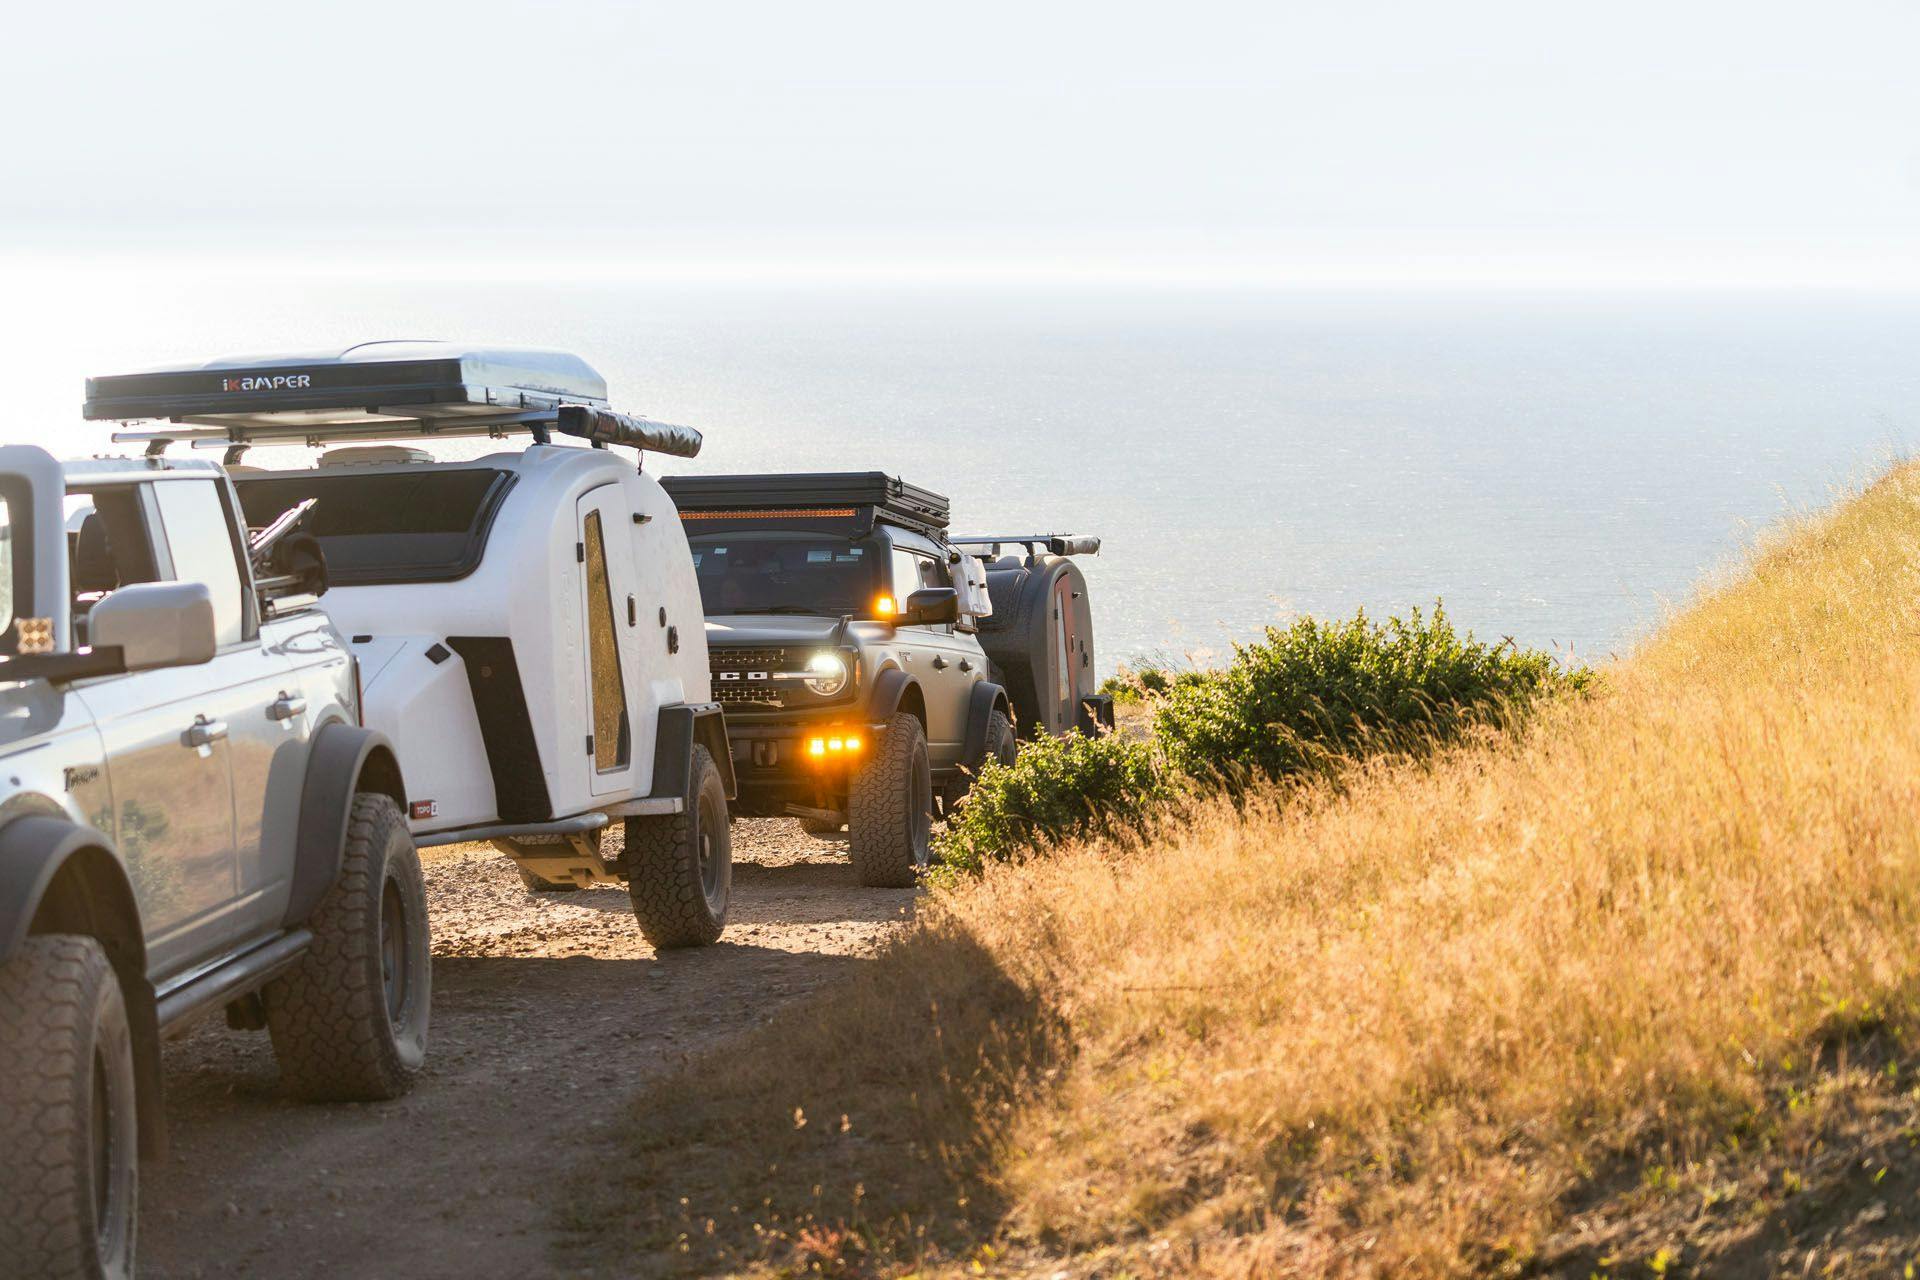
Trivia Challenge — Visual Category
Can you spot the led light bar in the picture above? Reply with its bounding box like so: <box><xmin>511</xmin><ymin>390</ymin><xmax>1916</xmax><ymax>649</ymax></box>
<box><xmin>678</xmin><ymin>507</ymin><xmax>859</xmax><ymax>521</ymax></box>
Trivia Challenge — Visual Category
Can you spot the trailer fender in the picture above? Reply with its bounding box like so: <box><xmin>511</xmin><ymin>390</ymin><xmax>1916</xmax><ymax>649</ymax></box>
<box><xmin>0</xmin><ymin>815</ymin><xmax>165</xmax><ymax>1157</ymax></box>
<box><xmin>650</xmin><ymin>703</ymin><xmax>736</xmax><ymax>802</ymax></box>
<box><xmin>961</xmin><ymin>682</ymin><xmax>1013</xmax><ymax>773</ymax></box>
<box><xmin>868</xmin><ymin>667</ymin><xmax>926</xmax><ymax>730</ymax></box>
<box><xmin>285</xmin><ymin>722</ymin><xmax>406</xmax><ymax>928</ymax></box>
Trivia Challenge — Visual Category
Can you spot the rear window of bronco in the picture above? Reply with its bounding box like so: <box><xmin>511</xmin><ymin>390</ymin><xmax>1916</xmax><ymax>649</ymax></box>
<box><xmin>234</xmin><ymin>469</ymin><xmax>515</xmax><ymax>585</ymax></box>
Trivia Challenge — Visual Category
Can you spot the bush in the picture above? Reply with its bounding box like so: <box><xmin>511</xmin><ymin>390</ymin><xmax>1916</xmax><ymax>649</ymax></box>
<box><xmin>937</xmin><ymin>731</ymin><xmax>1167</xmax><ymax>872</ymax></box>
<box><xmin>1154</xmin><ymin>604</ymin><xmax>1590</xmax><ymax>787</ymax></box>
<box><xmin>1097</xmin><ymin>663</ymin><xmax>1181</xmax><ymax>706</ymax></box>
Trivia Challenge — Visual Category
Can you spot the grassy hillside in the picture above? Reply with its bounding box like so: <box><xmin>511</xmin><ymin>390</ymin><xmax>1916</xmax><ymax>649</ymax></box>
<box><xmin>566</xmin><ymin>464</ymin><xmax>1920</xmax><ymax>1278</ymax></box>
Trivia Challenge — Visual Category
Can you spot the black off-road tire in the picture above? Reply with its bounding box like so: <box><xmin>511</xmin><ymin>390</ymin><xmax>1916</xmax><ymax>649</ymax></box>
<box><xmin>798</xmin><ymin>814</ymin><xmax>844</xmax><ymax>836</ymax></box>
<box><xmin>266</xmin><ymin>794</ymin><xmax>432</xmax><ymax>1102</ymax></box>
<box><xmin>0</xmin><ymin>934</ymin><xmax>138</xmax><ymax>1280</ymax></box>
<box><xmin>626</xmin><ymin>745</ymin><xmax>732</xmax><ymax>948</ymax></box>
<box><xmin>983</xmin><ymin>708</ymin><xmax>1018</xmax><ymax>772</ymax></box>
<box><xmin>848</xmin><ymin>712</ymin><xmax>934</xmax><ymax>887</ymax></box>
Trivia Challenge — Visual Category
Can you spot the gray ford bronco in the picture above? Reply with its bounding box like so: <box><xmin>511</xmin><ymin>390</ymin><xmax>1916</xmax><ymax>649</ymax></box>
<box><xmin>0</xmin><ymin>447</ymin><xmax>427</xmax><ymax>1279</ymax></box>
<box><xmin>661</xmin><ymin>472</ymin><xmax>1108</xmax><ymax>887</ymax></box>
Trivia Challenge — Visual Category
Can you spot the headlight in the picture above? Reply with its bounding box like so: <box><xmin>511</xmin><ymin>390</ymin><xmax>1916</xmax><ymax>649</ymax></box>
<box><xmin>803</xmin><ymin>651</ymin><xmax>849</xmax><ymax>696</ymax></box>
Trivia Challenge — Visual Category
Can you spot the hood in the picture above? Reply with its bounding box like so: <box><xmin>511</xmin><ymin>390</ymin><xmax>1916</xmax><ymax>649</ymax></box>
<box><xmin>704</xmin><ymin>615</ymin><xmax>848</xmax><ymax>648</ymax></box>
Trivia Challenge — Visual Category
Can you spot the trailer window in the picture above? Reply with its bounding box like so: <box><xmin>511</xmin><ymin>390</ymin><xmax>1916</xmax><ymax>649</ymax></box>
<box><xmin>582</xmin><ymin>510</ymin><xmax>630</xmax><ymax>773</ymax></box>
<box><xmin>689</xmin><ymin>534</ymin><xmax>878</xmax><ymax>616</ymax></box>
<box><xmin>233</xmin><ymin>470</ymin><xmax>514</xmax><ymax>585</ymax></box>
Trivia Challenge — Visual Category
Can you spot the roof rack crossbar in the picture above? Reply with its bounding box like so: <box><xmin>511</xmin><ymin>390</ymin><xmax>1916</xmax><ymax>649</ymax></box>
<box><xmin>951</xmin><ymin>534</ymin><xmax>1101</xmax><ymax>558</ymax></box>
<box><xmin>113</xmin><ymin>406</ymin><xmax>703</xmax><ymax>459</ymax></box>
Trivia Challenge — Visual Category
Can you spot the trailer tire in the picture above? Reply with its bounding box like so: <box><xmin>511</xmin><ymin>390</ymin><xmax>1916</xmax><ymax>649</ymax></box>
<box><xmin>798</xmin><ymin>814</ymin><xmax>844</xmax><ymax>836</ymax></box>
<box><xmin>0</xmin><ymin>934</ymin><xmax>138</xmax><ymax>1280</ymax></box>
<box><xmin>267</xmin><ymin>794</ymin><xmax>431</xmax><ymax>1102</ymax></box>
<box><xmin>848</xmin><ymin>712</ymin><xmax>934</xmax><ymax>887</ymax></box>
<box><xmin>626</xmin><ymin>745</ymin><xmax>732</xmax><ymax>948</ymax></box>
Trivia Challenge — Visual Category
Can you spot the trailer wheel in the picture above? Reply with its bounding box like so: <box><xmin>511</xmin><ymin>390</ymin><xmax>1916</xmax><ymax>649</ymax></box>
<box><xmin>626</xmin><ymin>745</ymin><xmax>732</xmax><ymax>948</ymax></box>
<box><xmin>0</xmin><ymin>934</ymin><xmax>138</xmax><ymax>1280</ymax></box>
<box><xmin>267</xmin><ymin>794</ymin><xmax>432</xmax><ymax>1102</ymax></box>
<box><xmin>798</xmin><ymin>814</ymin><xmax>844</xmax><ymax>836</ymax></box>
<box><xmin>848</xmin><ymin>712</ymin><xmax>934</xmax><ymax>887</ymax></box>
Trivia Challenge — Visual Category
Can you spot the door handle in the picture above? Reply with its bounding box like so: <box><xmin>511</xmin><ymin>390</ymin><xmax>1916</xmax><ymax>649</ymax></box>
<box><xmin>267</xmin><ymin>694</ymin><xmax>308</xmax><ymax>722</ymax></box>
<box><xmin>185</xmin><ymin>716</ymin><xmax>229</xmax><ymax>748</ymax></box>
<box><xmin>930</xmin><ymin>655</ymin><xmax>948</xmax><ymax>670</ymax></box>
<box><xmin>958</xmin><ymin>658</ymin><xmax>973</xmax><ymax>673</ymax></box>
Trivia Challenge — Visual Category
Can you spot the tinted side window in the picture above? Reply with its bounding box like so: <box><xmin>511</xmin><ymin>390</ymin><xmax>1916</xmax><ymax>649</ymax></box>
<box><xmin>889</xmin><ymin>548</ymin><xmax>945</xmax><ymax>596</ymax></box>
<box><xmin>153</xmin><ymin>480</ymin><xmax>245</xmax><ymax>646</ymax></box>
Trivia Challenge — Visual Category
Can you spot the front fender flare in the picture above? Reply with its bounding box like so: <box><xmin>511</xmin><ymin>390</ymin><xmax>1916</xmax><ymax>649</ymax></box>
<box><xmin>286</xmin><ymin>723</ymin><xmax>406</xmax><ymax>928</ymax></box>
<box><xmin>868</xmin><ymin>668</ymin><xmax>925</xmax><ymax>728</ymax></box>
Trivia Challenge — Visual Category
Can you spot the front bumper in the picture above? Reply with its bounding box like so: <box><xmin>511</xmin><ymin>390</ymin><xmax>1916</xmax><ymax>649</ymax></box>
<box><xmin>721</xmin><ymin>710</ymin><xmax>887</xmax><ymax>815</ymax></box>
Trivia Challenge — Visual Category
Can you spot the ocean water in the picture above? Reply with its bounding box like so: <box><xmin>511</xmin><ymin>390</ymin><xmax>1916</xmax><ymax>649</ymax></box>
<box><xmin>9</xmin><ymin>264</ymin><xmax>1917</xmax><ymax>674</ymax></box>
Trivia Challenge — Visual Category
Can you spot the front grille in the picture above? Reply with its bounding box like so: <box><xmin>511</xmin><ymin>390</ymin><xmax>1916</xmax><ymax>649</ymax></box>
<box><xmin>710</xmin><ymin>645</ymin><xmax>798</xmax><ymax>711</ymax></box>
<box><xmin>708</xmin><ymin>643</ymin><xmax>853</xmax><ymax>712</ymax></box>
<box><xmin>714</xmin><ymin>684</ymin><xmax>783</xmax><ymax>707</ymax></box>
<box><xmin>710</xmin><ymin>646</ymin><xmax>794</xmax><ymax>672</ymax></box>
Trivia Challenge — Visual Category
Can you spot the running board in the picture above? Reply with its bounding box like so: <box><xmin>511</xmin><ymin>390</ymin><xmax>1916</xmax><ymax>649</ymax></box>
<box><xmin>154</xmin><ymin>929</ymin><xmax>313</xmax><ymax>1034</ymax></box>
<box><xmin>415</xmin><ymin>812</ymin><xmax>610</xmax><ymax>848</ymax></box>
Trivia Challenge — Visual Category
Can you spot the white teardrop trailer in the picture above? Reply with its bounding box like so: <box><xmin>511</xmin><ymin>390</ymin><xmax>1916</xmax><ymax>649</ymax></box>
<box><xmin>84</xmin><ymin>343</ymin><xmax>738</xmax><ymax>946</ymax></box>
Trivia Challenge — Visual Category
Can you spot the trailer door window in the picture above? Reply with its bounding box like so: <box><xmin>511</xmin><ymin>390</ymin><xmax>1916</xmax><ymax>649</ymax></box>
<box><xmin>582</xmin><ymin>510</ymin><xmax>630</xmax><ymax>773</ymax></box>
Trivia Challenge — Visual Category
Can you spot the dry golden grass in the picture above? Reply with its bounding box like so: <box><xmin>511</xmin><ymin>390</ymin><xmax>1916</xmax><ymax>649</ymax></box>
<box><xmin>569</xmin><ymin>463</ymin><xmax>1920</xmax><ymax>1278</ymax></box>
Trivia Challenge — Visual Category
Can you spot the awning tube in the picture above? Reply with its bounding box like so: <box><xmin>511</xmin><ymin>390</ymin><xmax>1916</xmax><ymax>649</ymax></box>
<box><xmin>555</xmin><ymin>405</ymin><xmax>703</xmax><ymax>458</ymax></box>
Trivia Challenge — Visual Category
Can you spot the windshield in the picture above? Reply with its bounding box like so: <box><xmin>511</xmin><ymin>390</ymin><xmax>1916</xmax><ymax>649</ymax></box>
<box><xmin>690</xmin><ymin>533</ymin><xmax>878</xmax><ymax>617</ymax></box>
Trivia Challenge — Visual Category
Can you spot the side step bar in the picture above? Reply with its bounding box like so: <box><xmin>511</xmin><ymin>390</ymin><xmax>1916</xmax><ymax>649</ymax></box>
<box><xmin>415</xmin><ymin>813</ymin><xmax>610</xmax><ymax>849</ymax></box>
<box><xmin>154</xmin><ymin>929</ymin><xmax>313</xmax><ymax>1035</ymax></box>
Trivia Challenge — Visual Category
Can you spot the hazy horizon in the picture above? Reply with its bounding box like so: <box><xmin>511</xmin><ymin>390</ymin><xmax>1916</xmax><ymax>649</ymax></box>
<box><xmin>10</xmin><ymin>0</ymin><xmax>1919</xmax><ymax>291</ymax></box>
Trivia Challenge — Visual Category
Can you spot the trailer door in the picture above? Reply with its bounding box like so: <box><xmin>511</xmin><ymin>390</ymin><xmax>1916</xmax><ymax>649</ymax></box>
<box><xmin>577</xmin><ymin>485</ymin><xmax>639</xmax><ymax>797</ymax></box>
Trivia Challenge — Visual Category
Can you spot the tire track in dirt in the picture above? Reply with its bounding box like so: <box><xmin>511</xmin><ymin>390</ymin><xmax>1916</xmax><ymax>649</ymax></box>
<box><xmin>140</xmin><ymin>821</ymin><xmax>913</xmax><ymax>1280</ymax></box>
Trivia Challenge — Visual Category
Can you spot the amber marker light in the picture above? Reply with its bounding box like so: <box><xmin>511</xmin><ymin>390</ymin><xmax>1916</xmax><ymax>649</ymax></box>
<box><xmin>873</xmin><ymin>594</ymin><xmax>897</xmax><ymax>617</ymax></box>
<box><xmin>808</xmin><ymin>738</ymin><xmax>827</xmax><ymax>757</ymax></box>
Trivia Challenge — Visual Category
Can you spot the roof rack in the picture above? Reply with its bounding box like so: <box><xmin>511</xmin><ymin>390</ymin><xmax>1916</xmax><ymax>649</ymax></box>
<box><xmin>83</xmin><ymin>341</ymin><xmax>702</xmax><ymax>460</ymax></box>
<box><xmin>661</xmin><ymin>472</ymin><xmax>950</xmax><ymax>537</ymax></box>
<box><xmin>951</xmin><ymin>534</ymin><xmax>1101</xmax><ymax>558</ymax></box>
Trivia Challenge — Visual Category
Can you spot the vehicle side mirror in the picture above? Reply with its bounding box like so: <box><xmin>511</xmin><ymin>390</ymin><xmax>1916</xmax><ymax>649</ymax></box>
<box><xmin>89</xmin><ymin>582</ymin><xmax>217</xmax><ymax>672</ymax></box>
<box><xmin>899</xmin><ymin>587</ymin><xmax>960</xmax><ymax>626</ymax></box>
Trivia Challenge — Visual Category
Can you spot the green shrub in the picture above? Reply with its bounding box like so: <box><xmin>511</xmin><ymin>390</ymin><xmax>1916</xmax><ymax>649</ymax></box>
<box><xmin>1154</xmin><ymin>604</ymin><xmax>1590</xmax><ymax>787</ymax></box>
<box><xmin>1098</xmin><ymin>663</ymin><xmax>1180</xmax><ymax>706</ymax></box>
<box><xmin>937</xmin><ymin>731</ymin><xmax>1168</xmax><ymax>872</ymax></box>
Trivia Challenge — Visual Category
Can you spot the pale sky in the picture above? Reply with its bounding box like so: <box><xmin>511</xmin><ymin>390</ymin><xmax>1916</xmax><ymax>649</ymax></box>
<box><xmin>5</xmin><ymin>0</ymin><xmax>1920</xmax><ymax>286</ymax></box>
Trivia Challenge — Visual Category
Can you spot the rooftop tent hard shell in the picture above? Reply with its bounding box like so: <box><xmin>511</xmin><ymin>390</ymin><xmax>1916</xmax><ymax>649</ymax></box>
<box><xmin>81</xmin><ymin>341</ymin><xmax>702</xmax><ymax>458</ymax></box>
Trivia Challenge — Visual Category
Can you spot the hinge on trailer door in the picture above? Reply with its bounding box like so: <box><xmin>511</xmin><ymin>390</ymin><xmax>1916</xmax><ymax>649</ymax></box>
<box><xmin>576</xmin><ymin>542</ymin><xmax>586</xmax><ymax>563</ymax></box>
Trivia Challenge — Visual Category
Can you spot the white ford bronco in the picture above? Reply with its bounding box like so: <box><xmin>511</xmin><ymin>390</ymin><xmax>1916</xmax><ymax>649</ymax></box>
<box><xmin>0</xmin><ymin>447</ymin><xmax>428</xmax><ymax>1279</ymax></box>
<box><xmin>660</xmin><ymin>472</ymin><xmax>1109</xmax><ymax>886</ymax></box>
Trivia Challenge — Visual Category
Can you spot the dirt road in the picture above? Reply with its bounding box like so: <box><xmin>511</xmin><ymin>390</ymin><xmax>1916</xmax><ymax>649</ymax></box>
<box><xmin>140</xmin><ymin>821</ymin><xmax>915</xmax><ymax>1280</ymax></box>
